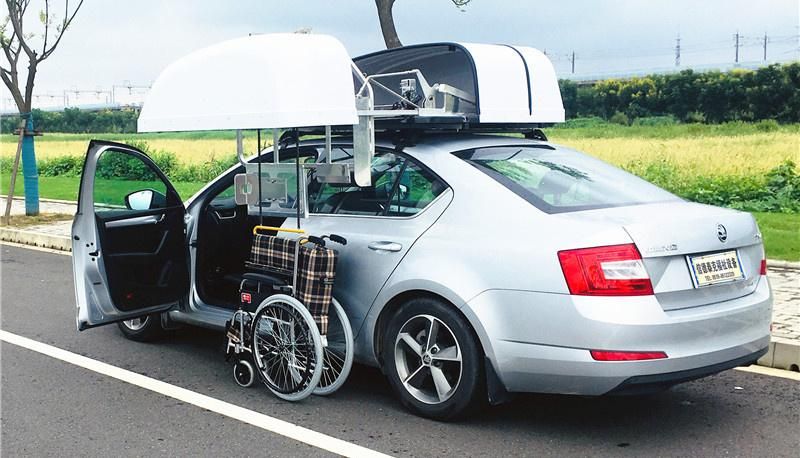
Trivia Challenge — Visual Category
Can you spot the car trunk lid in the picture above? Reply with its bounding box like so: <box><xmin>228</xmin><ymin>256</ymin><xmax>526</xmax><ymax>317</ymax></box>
<box><xmin>570</xmin><ymin>202</ymin><xmax>764</xmax><ymax>310</ymax></box>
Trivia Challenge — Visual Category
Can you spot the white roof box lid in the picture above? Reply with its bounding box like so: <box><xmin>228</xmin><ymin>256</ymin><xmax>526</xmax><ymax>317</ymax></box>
<box><xmin>353</xmin><ymin>42</ymin><xmax>565</xmax><ymax>124</ymax></box>
<box><xmin>138</xmin><ymin>34</ymin><xmax>358</xmax><ymax>132</ymax></box>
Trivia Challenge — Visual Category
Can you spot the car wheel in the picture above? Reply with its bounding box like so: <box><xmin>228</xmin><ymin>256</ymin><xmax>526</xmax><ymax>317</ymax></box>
<box><xmin>117</xmin><ymin>314</ymin><xmax>165</xmax><ymax>342</ymax></box>
<box><xmin>382</xmin><ymin>297</ymin><xmax>485</xmax><ymax>420</ymax></box>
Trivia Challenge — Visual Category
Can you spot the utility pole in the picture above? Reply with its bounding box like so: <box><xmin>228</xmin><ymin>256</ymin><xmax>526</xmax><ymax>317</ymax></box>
<box><xmin>570</xmin><ymin>51</ymin><xmax>575</xmax><ymax>74</ymax></box>
<box><xmin>734</xmin><ymin>31</ymin><xmax>741</xmax><ymax>63</ymax></box>
<box><xmin>763</xmin><ymin>33</ymin><xmax>768</xmax><ymax>61</ymax></box>
<box><xmin>675</xmin><ymin>35</ymin><xmax>681</xmax><ymax>67</ymax></box>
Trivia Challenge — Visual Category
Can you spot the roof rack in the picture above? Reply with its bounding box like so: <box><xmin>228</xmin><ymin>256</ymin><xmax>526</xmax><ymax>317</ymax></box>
<box><xmin>137</xmin><ymin>34</ymin><xmax>564</xmax><ymax>192</ymax></box>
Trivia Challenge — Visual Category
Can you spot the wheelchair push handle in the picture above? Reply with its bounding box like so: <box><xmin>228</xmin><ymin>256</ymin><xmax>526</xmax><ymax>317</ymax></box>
<box><xmin>307</xmin><ymin>235</ymin><xmax>327</xmax><ymax>246</ymax></box>
<box><xmin>326</xmin><ymin>234</ymin><xmax>347</xmax><ymax>245</ymax></box>
<box><xmin>305</xmin><ymin>234</ymin><xmax>347</xmax><ymax>248</ymax></box>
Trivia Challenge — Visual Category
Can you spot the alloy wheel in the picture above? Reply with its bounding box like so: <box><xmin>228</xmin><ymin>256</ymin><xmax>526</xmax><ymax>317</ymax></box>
<box><xmin>393</xmin><ymin>314</ymin><xmax>462</xmax><ymax>404</ymax></box>
<box><xmin>122</xmin><ymin>316</ymin><xmax>149</xmax><ymax>331</ymax></box>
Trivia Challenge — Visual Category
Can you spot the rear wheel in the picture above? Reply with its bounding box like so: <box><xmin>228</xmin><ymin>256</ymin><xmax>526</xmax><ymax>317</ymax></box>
<box><xmin>250</xmin><ymin>295</ymin><xmax>323</xmax><ymax>401</ymax></box>
<box><xmin>382</xmin><ymin>297</ymin><xmax>485</xmax><ymax>421</ymax></box>
<box><xmin>117</xmin><ymin>314</ymin><xmax>165</xmax><ymax>342</ymax></box>
<box><xmin>313</xmin><ymin>298</ymin><xmax>354</xmax><ymax>396</ymax></box>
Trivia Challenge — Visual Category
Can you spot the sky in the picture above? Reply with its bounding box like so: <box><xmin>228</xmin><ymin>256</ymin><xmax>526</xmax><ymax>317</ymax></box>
<box><xmin>1</xmin><ymin>0</ymin><xmax>798</xmax><ymax>108</ymax></box>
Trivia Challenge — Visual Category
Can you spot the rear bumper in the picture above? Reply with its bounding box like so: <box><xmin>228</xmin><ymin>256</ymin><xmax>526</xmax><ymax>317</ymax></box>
<box><xmin>606</xmin><ymin>346</ymin><xmax>767</xmax><ymax>395</ymax></box>
<box><xmin>464</xmin><ymin>276</ymin><xmax>772</xmax><ymax>395</ymax></box>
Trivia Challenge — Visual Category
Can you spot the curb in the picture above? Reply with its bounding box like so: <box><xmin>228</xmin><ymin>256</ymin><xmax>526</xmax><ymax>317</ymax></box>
<box><xmin>0</xmin><ymin>227</ymin><xmax>71</xmax><ymax>252</ymax></box>
<box><xmin>0</xmin><ymin>195</ymin><xmax>78</xmax><ymax>206</ymax></box>
<box><xmin>768</xmin><ymin>260</ymin><xmax>800</xmax><ymax>270</ymax></box>
<box><xmin>757</xmin><ymin>338</ymin><xmax>800</xmax><ymax>372</ymax></box>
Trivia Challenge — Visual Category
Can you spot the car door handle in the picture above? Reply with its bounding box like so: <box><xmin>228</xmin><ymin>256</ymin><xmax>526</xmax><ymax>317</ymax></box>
<box><xmin>105</xmin><ymin>214</ymin><xmax>164</xmax><ymax>228</ymax></box>
<box><xmin>368</xmin><ymin>241</ymin><xmax>403</xmax><ymax>252</ymax></box>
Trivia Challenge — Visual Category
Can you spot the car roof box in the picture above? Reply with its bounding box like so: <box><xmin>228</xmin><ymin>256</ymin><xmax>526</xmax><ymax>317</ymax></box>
<box><xmin>137</xmin><ymin>34</ymin><xmax>359</xmax><ymax>133</ymax></box>
<box><xmin>353</xmin><ymin>43</ymin><xmax>564</xmax><ymax>125</ymax></box>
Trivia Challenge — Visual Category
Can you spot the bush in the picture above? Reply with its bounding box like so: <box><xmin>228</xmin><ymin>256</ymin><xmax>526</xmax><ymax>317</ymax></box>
<box><xmin>609</xmin><ymin>111</ymin><xmax>630</xmax><ymax>125</ymax></box>
<box><xmin>38</xmin><ymin>156</ymin><xmax>84</xmax><ymax>177</ymax></box>
<box><xmin>684</xmin><ymin>111</ymin><xmax>706</xmax><ymax>123</ymax></box>
<box><xmin>560</xmin><ymin>116</ymin><xmax>609</xmax><ymax>128</ymax></box>
<box><xmin>626</xmin><ymin>159</ymin><xmax>800</xmax><ymax>213</ymax></box>
<box><xmin>632</xmin><ymin>115</ymin><xmax>677</xmax><ymax>126</ymax></box>
<box><xmin>754</xmin><ymin>119</ymin><xmax>780</xmax><ymax>132</ymax></box>
<box><xmin>556</xmin><ymin>62</ymin><xmax>800</xmax><ymax>123</ymax></box>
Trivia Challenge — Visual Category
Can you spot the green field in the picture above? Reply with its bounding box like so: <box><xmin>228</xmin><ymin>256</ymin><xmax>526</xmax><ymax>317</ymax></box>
<box><xmin>2</xmin><ymin>124</ymin><xmax>798</xmax><ymax>173</ymax></box>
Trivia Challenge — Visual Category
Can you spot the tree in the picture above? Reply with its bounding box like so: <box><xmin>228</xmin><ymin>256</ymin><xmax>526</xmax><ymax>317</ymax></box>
<box><xmin>0</xmin><ymin>0</ymin><xmax>85</xmax><ymax>215</ymax></box>
<box><xmin>374</xmin><ymin>0</ymin><xmax>471</xmax><ymax>49</ymax></box>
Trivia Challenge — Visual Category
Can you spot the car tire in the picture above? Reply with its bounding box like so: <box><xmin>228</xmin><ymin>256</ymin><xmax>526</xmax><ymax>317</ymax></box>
<box><xmin>382</xmin><ymin>296</ymin><xmax>486</xmax><ymax>421</ymax></box>
<box><xmin>116</xmin><ymin>314</ymin><xmax>166</xmax><ymax>342</ymax></box>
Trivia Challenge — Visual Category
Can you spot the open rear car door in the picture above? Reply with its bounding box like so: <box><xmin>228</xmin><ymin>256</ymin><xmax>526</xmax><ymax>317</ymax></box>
<box><xmin>72</xmin><ymin>140</ymin><xmax>189</xmax><ymax>330</ymax></box>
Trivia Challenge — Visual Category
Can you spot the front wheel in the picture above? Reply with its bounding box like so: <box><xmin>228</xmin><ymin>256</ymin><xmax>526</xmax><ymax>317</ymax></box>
<box><xmin>382</xmin><ymin>297</ymin><xmax>486</xmax><ymax>421</ymax></box>
<box><xmin>117</xmin><ymin>314</ymin><xmax>165</xmax><ymax>342</ymax></box>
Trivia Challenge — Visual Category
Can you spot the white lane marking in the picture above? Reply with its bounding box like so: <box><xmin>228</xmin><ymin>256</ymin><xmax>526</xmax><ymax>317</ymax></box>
<box><xmin>735</xmin><ymin>364</ymin><xmax>800</xmax><ymax>381</ymax></box>
<box><xmin>0</xmin><ymin>329</ymin><xmax>391</xmax><ymax>458</ymax></box>
<box><xmin>0</xmin><ymin>241</ymin><xmax>71</xmax><ymax>256</ymax></box>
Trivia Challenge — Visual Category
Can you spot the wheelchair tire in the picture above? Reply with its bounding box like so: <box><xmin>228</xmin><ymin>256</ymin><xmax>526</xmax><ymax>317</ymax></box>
<box><xmin>233</xmin><ymin>359</ymin><xmax>256</xmax><ymax>388</ymax></box>
<box><xmin>313</xmin><ymin>298</ymin><xmax>354</xmax><ymax>396</ymax></box>
<box><xmin>250</xmin><ymin>294</ymin><xmax>323</xmax><ymax>402</ymax></box>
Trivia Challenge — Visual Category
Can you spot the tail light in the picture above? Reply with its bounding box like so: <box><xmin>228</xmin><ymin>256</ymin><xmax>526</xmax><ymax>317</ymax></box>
<box><xmin>590</xmin><ymin>350</ymin><xmax>667</xmax><ymax>361</ymax></box>
<box><xmin>760</xmin><ymin>259</ymin><xmax>767</xmax><ymax>276</ymax></box>
<box><xmin>558</xmin><ymin>243</ymin><xmax>654</xmax><ymax>296</ymax></box>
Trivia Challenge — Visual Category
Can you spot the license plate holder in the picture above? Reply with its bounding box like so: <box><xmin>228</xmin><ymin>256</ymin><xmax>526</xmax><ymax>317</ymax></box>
<box><xmin>687</xmin><ymin>250</ymin><xmax>745</xmax><ymax>288</ymax></box>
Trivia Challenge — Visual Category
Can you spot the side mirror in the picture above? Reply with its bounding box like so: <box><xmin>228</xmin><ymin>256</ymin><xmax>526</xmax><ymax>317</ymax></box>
<box><xmin>125</xmin><ymin>189</ymin><xmax>154</xmax><ymax>211</ymax></box>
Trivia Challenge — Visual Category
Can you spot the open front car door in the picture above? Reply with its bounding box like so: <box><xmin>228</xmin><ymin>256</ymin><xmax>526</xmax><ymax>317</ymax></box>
<box><xmin>72</xmin><ymin>140</ymin><xmax>189</xmax><ymax>330</ymax></box>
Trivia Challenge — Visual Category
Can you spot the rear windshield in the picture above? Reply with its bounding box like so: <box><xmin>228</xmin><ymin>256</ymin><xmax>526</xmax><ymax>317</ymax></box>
<box><xmin>454</xmin><ymin>145</ymin><xmax>680</xmax><ymax>213</ymax></box>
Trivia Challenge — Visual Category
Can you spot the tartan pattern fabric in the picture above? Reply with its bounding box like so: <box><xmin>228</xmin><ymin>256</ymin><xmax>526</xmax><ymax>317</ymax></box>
<box><xmin>246</xmin><ymin>233</ymin><xmax>296</xmax><ymax>276</ymax></box>
<box><xmin>295</xmin><ymin>245</ymin><xmax>338</xmax><ymax>335</ymax></box>
<box><xmin>246</xmin><ymin>233</ymin><xmax>338</xmax><ymax>335</ymax></box>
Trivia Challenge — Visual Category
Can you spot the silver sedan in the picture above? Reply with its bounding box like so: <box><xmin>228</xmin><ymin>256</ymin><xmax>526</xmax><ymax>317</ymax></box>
<box><xmin>73</xmin><ymin>134</ymin><xmax>771</xmax><ymax>420</ymax></box>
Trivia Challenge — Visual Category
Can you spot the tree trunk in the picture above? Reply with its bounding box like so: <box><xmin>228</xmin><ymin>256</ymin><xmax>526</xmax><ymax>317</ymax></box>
<box><xmin>375</xmin><ymin>0</ymin><xmax>402</xmax><ymax>49</ymax></box>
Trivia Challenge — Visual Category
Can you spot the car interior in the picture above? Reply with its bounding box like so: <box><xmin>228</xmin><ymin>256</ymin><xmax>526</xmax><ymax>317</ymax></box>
<box><xmin>193</xmin><ymin>147</ymin><xmax>318</xmax><ymax>308</ymax></box>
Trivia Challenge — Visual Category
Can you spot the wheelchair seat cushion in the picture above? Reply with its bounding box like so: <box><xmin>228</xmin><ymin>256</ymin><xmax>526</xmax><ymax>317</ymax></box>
<box><xmin>241</xmin><ymin>272</ymin><xmax>286</xmax><ymax>286</ymax></box>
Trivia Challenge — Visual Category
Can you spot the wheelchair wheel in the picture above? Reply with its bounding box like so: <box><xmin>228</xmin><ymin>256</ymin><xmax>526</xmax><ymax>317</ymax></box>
<box><xmin>313</xmin><ymin>298</ymin><xmax>354</xmax><ymax>396</ymax></box>
<box><xmin>233</xmin><ymin>359</ymin><xmax>256</xmax><ymax>388</ymax></box>
<box><xmin>250</xmin><ymin>294</ymin><xmax>323</xmax><ymax>401</ymax></box>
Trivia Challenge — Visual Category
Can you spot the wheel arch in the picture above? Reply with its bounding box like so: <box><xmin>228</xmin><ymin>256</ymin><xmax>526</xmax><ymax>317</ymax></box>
<box><xmin>373</xmin><ymin>289</ymin><xmax>484</xmax><ymax>370</ymax></box>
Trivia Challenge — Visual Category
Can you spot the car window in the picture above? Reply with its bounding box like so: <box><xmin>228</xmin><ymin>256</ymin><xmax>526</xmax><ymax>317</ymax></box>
<box><xmin>309</xmin><ymin>150</ymin><xmax>445</xmax><ymax>217</ymax></box>
<box><xmin>454</xmin><ymin>145</ymin><xmax>680</xmax><ymax>213</ymax></box>
<box><xmin>93</xmin><ymin>148</ymin><xmax>172</xmax><ymax>214</ymax></box>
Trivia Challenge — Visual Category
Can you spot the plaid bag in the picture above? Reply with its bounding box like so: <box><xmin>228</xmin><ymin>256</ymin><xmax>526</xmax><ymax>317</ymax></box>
<box><xmin>295</xmin><ymin>245</ymin><xmax>338</xmax><ymax>335</ymax></box>
<box><xmin>245</xmin><ymin>233</ymin><xmax>338</xmax><ymax>335</ymax></box>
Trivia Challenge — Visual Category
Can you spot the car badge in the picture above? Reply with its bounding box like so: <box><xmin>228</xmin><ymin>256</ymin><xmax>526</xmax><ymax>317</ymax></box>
<box><xmin>717</xmin><ymin>224</ymin><xmax>728</xmax><ymax>243</ymax></box>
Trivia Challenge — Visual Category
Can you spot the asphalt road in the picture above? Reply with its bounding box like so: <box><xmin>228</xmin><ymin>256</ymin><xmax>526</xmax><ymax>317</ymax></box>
<box><xmin>2</xmin><ymin>244</ymin><xmax>799</xmax><ymax>457</ymax></box>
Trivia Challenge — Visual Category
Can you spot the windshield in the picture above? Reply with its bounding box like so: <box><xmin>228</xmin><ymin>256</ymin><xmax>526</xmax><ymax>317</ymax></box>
<box><xmin>454</xmin><ymin>145</ymin><xmax>680</xmax><ymax>213</ymax></box>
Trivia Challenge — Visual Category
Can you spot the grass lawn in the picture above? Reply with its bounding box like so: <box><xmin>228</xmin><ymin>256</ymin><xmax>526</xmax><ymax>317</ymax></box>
<box><xmin>753</xmin><ymin>212</ymin><xmax>800</xmax><ymax>262</ymax></box>
<box><xmin>1</xmin><ymin>172</ymin><xmax>205</xmax><ymax>202</ymax></box>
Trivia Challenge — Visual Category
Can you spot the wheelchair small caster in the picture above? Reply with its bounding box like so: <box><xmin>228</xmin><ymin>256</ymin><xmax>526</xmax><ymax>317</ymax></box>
<box><xmin>233</xmin><ymin>359</ymin><xmax>255</xmax><ymax>388</ymax></box>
